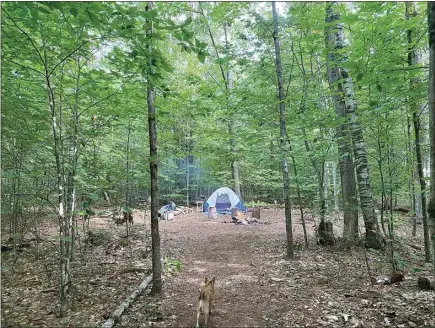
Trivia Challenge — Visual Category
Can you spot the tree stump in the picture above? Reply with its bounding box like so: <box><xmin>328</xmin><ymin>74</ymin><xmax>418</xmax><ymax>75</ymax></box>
<box><xmin>208</xmin><ymin>206</ymin><xmax>217</xmax><ymax>219</ymax></box>
<box><xmin>318</xmin><ymin>221</ymin><xmax>335</xmax><ymax>245</ymax></box>
<box><xmin>252</xmin><ymin>207</ymin><xmax>261</xmax><ymax>220</ymax></box>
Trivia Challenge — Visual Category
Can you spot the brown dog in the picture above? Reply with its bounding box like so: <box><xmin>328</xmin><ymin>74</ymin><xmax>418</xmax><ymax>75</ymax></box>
<box><xmin>196</xmin><ymin>277</ymin><xmax>215</xmax><ymax>328</ymax></box>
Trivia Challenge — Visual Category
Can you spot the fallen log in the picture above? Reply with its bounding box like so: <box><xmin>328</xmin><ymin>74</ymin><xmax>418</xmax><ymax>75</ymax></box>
<box><xmin>101</xmin><ymin>274</ymin><xmax>153</xmax><ymax>328</ymax></box>
<box><xmin>1</xmin><ymin>242</ymin><xmax>32</xmax><ymax>252</ymax></box>
<box><xmin>418</xmin><ymin>277</ymin><xmax>434</xmax><ymax>290</ymax></box>
<box><xmin>394</xmin><ymin>206</ymin><xmax>411</xmax><ymax>213</ymax></box>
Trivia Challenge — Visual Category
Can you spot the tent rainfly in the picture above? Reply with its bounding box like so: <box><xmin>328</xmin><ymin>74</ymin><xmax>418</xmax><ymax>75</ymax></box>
<box><xmin>203</xmin><ymin>187</ymin><xmax>246</xmax><ymax>215</ymax></box>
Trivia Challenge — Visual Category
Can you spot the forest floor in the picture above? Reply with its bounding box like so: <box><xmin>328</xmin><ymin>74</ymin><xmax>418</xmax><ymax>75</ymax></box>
<box><xmin>1</xmin><ymin>208</ymin><xmax>434</xmax><ymax>328</ymax></box>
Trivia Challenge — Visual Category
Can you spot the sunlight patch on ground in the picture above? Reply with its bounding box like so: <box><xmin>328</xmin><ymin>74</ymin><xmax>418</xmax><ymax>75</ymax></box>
<box><xmin>188</xmin><ymin>266</ymin><xmax>207</xmax><ymax>273</ymax></box>
<box><xmin>224</xmin><ymin>274</ymin><xmax>256</xmax><ymax>284</ymax></box>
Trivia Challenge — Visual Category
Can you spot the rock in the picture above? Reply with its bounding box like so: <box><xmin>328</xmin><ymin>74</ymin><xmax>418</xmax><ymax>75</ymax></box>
<box><xmin>326</xmin><ymin>315</ymin><xmax>339</xmax><ymax>321</ymax></box>
<box><xmin>341</xmin><ymin>313</ymin><xmax>350</xmax><ymax>322</ymax></box>
<box><xmin>270</xmin><ymin>277</ymin><xmax>284</xmax><ymax>282</ymax></box>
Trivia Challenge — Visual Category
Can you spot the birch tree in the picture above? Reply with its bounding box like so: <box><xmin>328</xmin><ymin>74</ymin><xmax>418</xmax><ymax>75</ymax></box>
<box><xmin>325</xmin><ymin>2</ymin><xmax>384</xmax><ymax>249</ymax></box>
<box><xmin>324</xmin><ymin>2</ymin><xmax>359</xmax><ymax>245</ymax></box>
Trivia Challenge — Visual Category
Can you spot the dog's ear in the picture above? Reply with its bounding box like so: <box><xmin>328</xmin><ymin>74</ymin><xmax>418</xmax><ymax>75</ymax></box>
<box><xmin>211</xmin><ymin>277</ymin><xmax>216</xmax><ymax>286</ymax></box>
<box><xmin>204</xmin><ymin>277</ymin><xmax>209</xmax><ymax>284</ymax></box>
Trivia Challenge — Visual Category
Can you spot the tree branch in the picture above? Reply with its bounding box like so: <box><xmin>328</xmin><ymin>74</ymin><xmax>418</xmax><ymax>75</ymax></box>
<box><xmin>48</xmin><ymin>41</ymin><xmax>89</xmax><ymax>77</ymax></box>
<box><xmin>4</xmin><ymin>58</ymin><xmax>45</xmax><ymax>76</ymax></box>
<box><xmin>2</xmin><ymin>8</ymin><xmax>46</xmax><ymax>68</ymax></box>
<box><xmin>78</xmin><ymin>85</ymin><xmax>123</xmax><ymax>118</ymax></box>
<box><xmin>198</xmin><ymin>2</ymin><xmax>228</xmax><ymax>89</ymax></box>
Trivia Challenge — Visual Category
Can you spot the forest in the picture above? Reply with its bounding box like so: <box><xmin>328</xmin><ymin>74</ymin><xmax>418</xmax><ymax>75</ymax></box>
<box><xmin>1</xmin><ymin>1</ymin><xmax>435</xmax><ymax>327</ymax></box>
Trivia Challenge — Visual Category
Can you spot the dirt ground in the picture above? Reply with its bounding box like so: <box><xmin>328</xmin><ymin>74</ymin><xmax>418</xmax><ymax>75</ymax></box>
<box><xmin>1</xmin><ymin>208</ymin><xmax>434</xmax><ymax>328</ymax></box>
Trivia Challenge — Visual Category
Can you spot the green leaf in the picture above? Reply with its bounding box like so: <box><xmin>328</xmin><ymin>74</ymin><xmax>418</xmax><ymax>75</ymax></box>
<box><xmin>198</xmin><ymin>52</ymin><xmax>206</xmax><ymax>64</ymax></box>
<box><xmin>143</xmin><ymin>22</ymin><xmax>152</xmax><ymax>31</ymax></box>
<box><xmin>131</xmin><ymin>49</ymin><xmax>139</xmax><ymax>58</ymax></box>
<box><xmin>29</xmin><ymin>9</ymin><xmax>39</xmax><ymax>21</ymax></box>
<box><xmin>37</xmin><ymin>5</ymin><xmax>52</xmax><ymax>15</ymax></box>
<box><xmin>183</xmin><ymin>17</ymin><xmax>192</xmax><ymax>26</ymax></box>
<box><xmin>376</xmin><ymin>83</ymin><xmax>382</xmax><ymax>93</ymax></box>
<box><xmin>161</xmin><ymin>62</ymin><xmax>174</xmax><ymax>73</ymax></box>
<box><xmin>88</xmin><ymin>193</ymin><xmax>99</xmax><ymax>201</ymax></box>
<box><xmin>70</xmin><ymin>7</ymin><xmax>78</xmax><ymax>16</ymax></box>
<box><xmin>174</xmin><ymin>32</ymin><xmax>184</xmax><ymax>41</ymax></box>
<box><xmin>181</xmin><ymin>28</ymin><xmax>193</xmax><ymax>39</ymax></box>
<box><xmin>87</xmin><ymin>10</ymin><xmax>101</xmax><ymax>28</ymax></box>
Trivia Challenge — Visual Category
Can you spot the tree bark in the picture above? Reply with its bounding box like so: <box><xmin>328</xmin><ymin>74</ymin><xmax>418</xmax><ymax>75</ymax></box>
<box><xmin>324</xmin><ymin>2</ymin><xmax>359</xmax><ymax>246</ymax></box>
<box><xmin>146</xmin><ymin>1</ymin><xmax>162</xmax><ymax>295</ymax></box>
<box><xmin>272</xmin><ymin>1</ymin><xmax>294</xmax><ymax>259</ymax></box>
<box><xmin>289</xmin><ymin>143</ymin><xmax>308</xmax><ymax>247</ymax></box>
<box><xmin>302</xmin><ymin>129</ymin><xmax>331</xmax><ymax>245</ymax></box>
<box><xmin>223</xmin><ymin>23</ymin><xmax>242</xmax><ymax>199</ymax></box>
<box><xmin>42</xmin><ymin>40</ymin><xmax>72</xmax><ymax>317</ymax></box>
<box><xmin>326</xmin><ymin>2</ymin><xmax>383</xmax><ymax>249</ymax></box>
<box><xmin>426</xmin><ymin>1</ymin><xmax>435</xmax><ymax>272</ymax></box>
<box><xmin>406</xmin><ymin>1</ymin><xmax>431</xmax><ymax>262</ymax></box>
<box><xmin>332</xmin><ymin>160</ymin><xmax>339</xmax><ymax>214</ymax></box>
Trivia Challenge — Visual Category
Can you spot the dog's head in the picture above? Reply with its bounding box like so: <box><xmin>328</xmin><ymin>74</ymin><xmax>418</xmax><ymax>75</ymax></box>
<box><xmin>204</xmin><ymin>277</ymin><xmax>216</xmax><ymax>289</ymax></box>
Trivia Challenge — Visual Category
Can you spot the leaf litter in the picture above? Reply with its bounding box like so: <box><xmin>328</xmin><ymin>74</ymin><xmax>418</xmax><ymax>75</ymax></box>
<box><xmin>1</xmin><ymin>209</ymin><xmax>434</xmax><ymax>327</ymax></box>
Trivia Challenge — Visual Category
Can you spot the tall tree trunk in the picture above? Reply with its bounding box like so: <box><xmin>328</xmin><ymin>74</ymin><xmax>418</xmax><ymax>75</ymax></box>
<box><xmin>386</xmin><ymin>134</ymin><xmax>397</xmax><ymax>272</ymax></box>
<box><xmin>426</xmin><ymin>1</ymin><xmax>435</xmax><ymax>271</ymax></box>
<box><xmin>298</xmin><ymin>50</ymin><xmax>331</xmax><ymax>244</ymax></box>
<box><xmin>69</xmin><ymin>58</ymin><xmax>80</xmax><ymax>262</ymax></box>
<box><xmin>375</xmin><ymin>127</ymin><xmax>388</xmax><ymax>237</ymax></box>
<box><xmin>302</xmin><ymin>129</ymin><xmax>331</xmax><ymax>244</ymax></box>
<box><xmin>125</xmin><ymin>124</ymin><xmax>131</xmax><ymax>207</ymax></box>
<box><xmin>289</xmin><ymin>144</ymin><xmax>308</xmax><ymax>247</ymax></box>
<box><xmin>407</xmin><ymin>115</ymin><xmax>419</xmax><ymax>237</ymax></box>
<box><xmin>324</xmin><ymin>162</ymin><xmax>330</xmax><ymax>212</ymax></box>
<box><xmin>223</xmin><ymin>23</ymin><xmax>242</xmax><ymax>199</ymax></box>
<box><xmin>407</xmin><ymin>2</ymin><xmax>431</xmax><ymax>262</ymax></box>
<box><xmin>332</xmin><ymin>160</ymin><xmax>339</xmax><ymax>214</ymax></box>
<box><xmin>324</xmin><ymin>2</ymin><xmax>359</xmax><ymax>245</ymax></box>
<box><xmin>272</xmin><ymin>1</ymin><xmax>294</xmax><ymax>259</ymax></box>
<box><xmin>228</xmin><ymin>119</ymin><xmax>241</xmax><ymax>198</ymax></box>
<box><xmin>351</xmin><ymin>113</ymin><xmax>383</xmax><ymax>249</ymax></box>
<box><xmin>42</xmin><ymin>40</ymin><xmax>71</xmax><ymax>317</ymax></box>
<box><xmin>199</xmin><ymin>5</ymin><xmax>242</xmax><ymax>198</ymax></box>
<box><xmin>146</xmin><ymin>2</ymin><xmax>162</xmax><ymax>295</ymax></box>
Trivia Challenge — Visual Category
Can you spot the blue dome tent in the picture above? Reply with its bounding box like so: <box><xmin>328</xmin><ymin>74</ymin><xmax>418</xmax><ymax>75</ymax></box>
<box><xmin>203</xmin><ymin>187</ymin><xmax>246</xmax><ymax>215</ymax></box>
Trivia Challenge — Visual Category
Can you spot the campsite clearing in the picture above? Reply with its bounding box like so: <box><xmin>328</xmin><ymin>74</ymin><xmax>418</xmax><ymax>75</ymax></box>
<box><xmin>2</xmin><ymin>209</ymin><xmax>434</xmax><ymax>328</ymax></box>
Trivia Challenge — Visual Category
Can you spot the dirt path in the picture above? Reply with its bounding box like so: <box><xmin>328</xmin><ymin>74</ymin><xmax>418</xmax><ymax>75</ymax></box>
<box><xmin>125</xmin><ymin>210</ymin><xmax>317</xmax><ymax>328</ymax></box>
<box><xmin>119</xmin><ymin>210</ymin><xmax>434</xmax><ymax>328</ymax></box>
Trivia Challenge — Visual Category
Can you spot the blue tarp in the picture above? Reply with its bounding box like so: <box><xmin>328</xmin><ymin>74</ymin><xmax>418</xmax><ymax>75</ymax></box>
<box><xmin>158</xmin><ymin>201</ymin><xmax>176</xmax><ymax>217</ymax></box>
